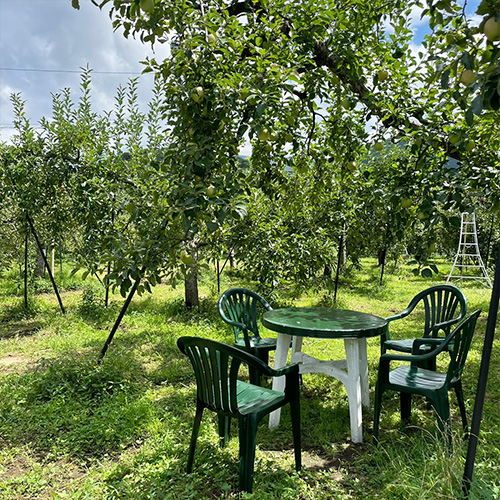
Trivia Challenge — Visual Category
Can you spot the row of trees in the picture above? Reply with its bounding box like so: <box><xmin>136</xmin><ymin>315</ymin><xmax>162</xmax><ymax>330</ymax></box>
<box><xmin>1</xmin><ymin>0</ymin><xmax>499</xmax><ymax>342</ymax></box>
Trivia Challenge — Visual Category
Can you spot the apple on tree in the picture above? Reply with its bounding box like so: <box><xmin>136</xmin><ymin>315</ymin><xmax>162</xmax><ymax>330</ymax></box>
<box><xmin>374</xmin><ymin>141</ymin><xmax>384</xmax><ymax>152</ymax></box>
<box><xmin>206</xmin><ymin>185</ymin><xmax>216</xmax><ymax>197</ymax></box>
<box><xmin>459</xmin><ymin>69</ymin><xmax>476</xmax><ymax>86</ymax></box>
<box><xmin>346</xmin><ymin>161</ymin><xmax>356</xmax><ymax>171</ymax></box>
<box><xmin>140</xmin><ymin>0</ymin><xmax>154</xmax><ymax>13</ymax></box>
<box><xmin>181</xmin><ymin>251</ymin><xmax>194</xmax><ymax>266</ymax></box>
<box><xmin>191</xmin><ymin>87</ymin><xmax>204</xmax><ymax>103</ymax></box>
<box><xmin>377</xmin><ymin>70</ymin><xmax>388</xmax><ymax>82</ymax></box>
<box><xmin>484</xmin><ymin>16</ymin><xmax>500</xmax><ymax>42</ymax></box>
<box><xmin>400</xmin><ymin>198</ymin><xmax>412</xmax><ymax>209</ymax></box>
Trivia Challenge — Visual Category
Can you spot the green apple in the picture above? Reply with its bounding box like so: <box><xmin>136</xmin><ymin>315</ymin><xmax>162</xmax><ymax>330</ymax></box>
<box><xmin>331</xmin><ymin>74</ymin><xmax>340</xmax><ymax>85</ymax></box>
<box><xmin>258</xmin><ymin>128</ymin><xmax>270</xmax><ymax>141</ymax></box>
<box><xmin>417</xmin><ymin>211</ymin><xmax>428</xmax><ymax>220</ymax></box>
<box><xmin>285</xmin><ymin>133</ymin><xmax>294</xmax><ymax>142</ymax></box>
<box><xmin>459</xmin><ymin>69</ymin><xmax>476</xmax><ymax>85</ymax></box>
<box><xmin>484</xmin><ymin>16</ymin><xmax>500</xmax><ymax>41</ymax></box>
<box><xmin>374</xmin><ymin>141</ymin><xmax>384</xmax><ymax>152</ymax></box>
<box><xmin>341</xmin><ymin>98</ymin><xmax>350</xmax><ymax>110</ymax></box>
<box><xmin>206</xmin><ymin>185</ymin><xmax>216</xmax><ymax>197</ymax></box>
<box><xmin>401</xmin><ymin>198</ymin><xmax>412</xmax><ymax>209</ymax></box>
<box><xmin>140</xmin><ymin>0</ymin><xmax>154</xmax><ymax>13</ymax></box>
<box><xmin>207</xmin><ymin>33</ymin><xmax>216</xmax><ymax>44</ymax></box>
<box><xmin>377</xmin><ymin>70</ymin><xmax>389</xmax><ymax>82</ymax></box>
<box><xmin>346</xmin><ymin>161</ymin><xmax>357</xmax><ymax>171</ymax></box>
<box><xmin>181</xmin><ymin>251</ymin><xmax>194</xmax><ymax>266</ymax></box>
<box><xmin>465</xmin><ymin>139</ymin><xmax>475</xmax><ymax>151</ymax></box>
<box><xmin>449</xmin><ymin>134</ymin><xmax>461</xmax><ymax>145</ymax></box>
<box><xmin>191</xmin><ymin>86</ymin><xmax>204</xmax><ymax>103</ymax></box>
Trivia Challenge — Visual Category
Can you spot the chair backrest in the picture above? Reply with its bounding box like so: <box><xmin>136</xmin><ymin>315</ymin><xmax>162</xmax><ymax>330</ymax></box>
<box><xmin>409</xmin><ymin>284</ymin><xmax>467</xmax><ymax>338</ymax></box>
<box><xmin>177</xmin><ymin>336</ymin><xmax>272</xmax><ymax>416</ymax></box>
<box><xmin>218</xmin><ymin>288</ymin><xmax>272</xmax><ymax>343</ymax></box>
<box><xmin>446</xmin><ymin>310</ymin><xmax>481</xmax><ymax>385</ymax></box>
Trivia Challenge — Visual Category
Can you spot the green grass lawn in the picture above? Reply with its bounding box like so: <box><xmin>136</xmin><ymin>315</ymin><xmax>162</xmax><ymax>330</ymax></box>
<box><xmin>0</xmin><ymin>259</ymin><xmax>498</xmax><ymax>499</ymax></box>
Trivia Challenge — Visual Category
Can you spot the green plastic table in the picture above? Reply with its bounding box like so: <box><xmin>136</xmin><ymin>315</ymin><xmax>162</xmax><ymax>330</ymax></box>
<box><xmin>263</xmin><ymin>307</ymin><xmax>388</xmax><ymax>443</ymax></box>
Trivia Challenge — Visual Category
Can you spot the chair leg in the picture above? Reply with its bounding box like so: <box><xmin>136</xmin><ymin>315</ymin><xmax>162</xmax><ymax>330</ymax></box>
<box><xmin>431</xmin><ymin>392</ymin><xmax>452</xmax><ymax>448</ymax></box>
<box><xmin>218</xmin><ymin>415</ymin><xmax>231</xmax><ymax>448</ymax></box>
<box><xmin>289</xmin><ymin>387</ymin><xmax>302</xmax><ymax>471</ymax></box>
<box><xmin>373</xmin><ymin>382</ymin><xmax>382</xmax><ymax>444</ymax></box>
<box><xmin>187</xmin><ymin>402</ymin><xmax>204</xmax><ymax>473</ymax></box>
<box><xmin>400</xmin><ymin>392</ymin><xmax>412</xmax><ymax>426</ymax></box>
<box><xmin>238</xmin><ymin>415</ymin><xmax>258</xmax><ymax>493</ymax></box>
<box><xmin>454</xmin><ymin>381</ymin><xmax>468</xmax><ymax>439</ymax></box>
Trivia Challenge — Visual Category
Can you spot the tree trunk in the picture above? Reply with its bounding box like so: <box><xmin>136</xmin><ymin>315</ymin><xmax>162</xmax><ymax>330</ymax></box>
<box><xmin>184</xmin><ymin>247</ymin><xmax>199</xmax><ymax>309</ymax></box>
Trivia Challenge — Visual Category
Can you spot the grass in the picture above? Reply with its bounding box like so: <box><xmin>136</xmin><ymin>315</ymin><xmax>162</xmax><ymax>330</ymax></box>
<box><xmin>0</xmin><ymin>258</ymin><xmax>499</xmax><ymax>499</ymax></box>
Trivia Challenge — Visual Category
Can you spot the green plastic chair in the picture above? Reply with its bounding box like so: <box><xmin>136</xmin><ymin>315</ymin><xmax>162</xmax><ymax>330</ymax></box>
<box><xmin>381</xmin><ymin>284</ymin><xmax>467</xmax><ymax>370</ymax></box>
<box><xmin>177</xmin><ymin>336</ymin><xmax>301</xmax><ymax>493</ymax></box>
<box><xmin>218</xmin><ymin>288</ymin><xmax>277</xmax><ymax>365</ymax></box>
<box><xmin>373</xmin><ymin>310</ymin><xmax>480</xmax><ymax>445</ymax></box>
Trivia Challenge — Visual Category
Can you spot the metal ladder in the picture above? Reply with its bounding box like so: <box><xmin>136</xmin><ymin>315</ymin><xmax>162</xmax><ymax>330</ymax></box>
<box><xmin>447</xmin><ymin>212</ymin><xmax>492</xmax><ymax>288</ymax></box>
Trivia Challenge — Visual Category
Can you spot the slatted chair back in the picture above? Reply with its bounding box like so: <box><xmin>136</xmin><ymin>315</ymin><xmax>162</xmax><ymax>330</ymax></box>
<box><xmin>218</xmin><ymin>288</ymin><xmax>272</xmax><ymax>345</ymax></box>
<box><xmin>410</xmin><ymin>284</ymin><xmax>467</xmax><ymax>338</ymax></box>
<box><xmin>447</xmin><ymin>310</ymin><xmax>480</xmax><ymax>385</ymax></box>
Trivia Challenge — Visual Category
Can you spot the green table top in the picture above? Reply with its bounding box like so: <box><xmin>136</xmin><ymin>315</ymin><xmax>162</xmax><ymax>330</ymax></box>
<box><xmin>262</xmin><ymin>307</ymin><xmax>388</xmax><ymax>339</ymax></box>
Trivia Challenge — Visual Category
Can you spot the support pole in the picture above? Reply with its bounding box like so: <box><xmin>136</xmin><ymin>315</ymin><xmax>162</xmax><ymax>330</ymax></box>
<box><xmin>26</xmin><ymin>214</ymin><xmax>65</xmax><ymax>314</ymax></box>
<box><xmin>98</xmin><ymin>274</ymin><xmax>142</xmax><ymax>363</ymax></box>
<box><xmin>24</xmin><ymin>229</ymin><xmax>29</xmax><ymax>311</ymax></box>
<box><xmin>463</xmin><ymin>247</ymin><xmax>500</xmax><ymax>496</ymax></box>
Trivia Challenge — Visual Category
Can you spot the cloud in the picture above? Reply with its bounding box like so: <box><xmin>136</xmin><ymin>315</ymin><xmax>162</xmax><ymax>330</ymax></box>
<box><xmin>0</xmin><ymin>0</ymin><xmax>169</xmax><ymax>141</ymax></box>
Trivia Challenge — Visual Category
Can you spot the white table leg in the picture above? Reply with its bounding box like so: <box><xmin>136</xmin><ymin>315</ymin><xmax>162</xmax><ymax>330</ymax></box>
<box><xmin>269</xmin><ymin>333</ymin><xmax>292</xmax><ymax>429</ymax></box>
<box><xmin>359</xmin><ymin>337</ymin><xmax>369</xmax><ymax>408</ymax></box>
<box><xmin>344</xmin><ymin>339</ymin><xmax>363</xmax><ymax>443</ymax></box>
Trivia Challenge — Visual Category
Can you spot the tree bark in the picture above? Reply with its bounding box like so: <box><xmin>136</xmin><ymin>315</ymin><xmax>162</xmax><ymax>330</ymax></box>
<box><xmin>185</xmin><ymin>261</ymin><xmax>199</xmax><ymax>309</ymax></box>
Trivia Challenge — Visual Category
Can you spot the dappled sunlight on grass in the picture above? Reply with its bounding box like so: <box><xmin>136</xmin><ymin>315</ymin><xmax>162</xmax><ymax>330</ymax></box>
<box><xmin>0</xmin><ymin>259</ymin><xmax>497</xmax><ymax>499</ymax></box>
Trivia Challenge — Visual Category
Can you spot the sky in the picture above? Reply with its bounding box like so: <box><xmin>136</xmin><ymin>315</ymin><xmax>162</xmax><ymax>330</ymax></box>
<box><xmin>0</xmin><ymin>0</ymin><xmax>480</xmax><ymax>151</ymax></box>
<box><xmin>0</xmin><ymin>0</ymin><xmax>169</xmax><ymax>143</ymax></box>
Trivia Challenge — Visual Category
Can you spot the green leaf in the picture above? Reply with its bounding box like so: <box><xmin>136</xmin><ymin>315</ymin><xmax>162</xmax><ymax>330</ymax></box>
<box><xmin>71</xmin><ymin>0</ymin><xmax>80</xmax><ymax>9</ymax></box>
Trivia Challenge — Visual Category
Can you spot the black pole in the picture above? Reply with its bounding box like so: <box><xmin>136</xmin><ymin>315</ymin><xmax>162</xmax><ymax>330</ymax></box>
<box><xmin>24</xmin><ymin>228</ymin><xmax>29</xmax><ymax>311</ymax></box>
<box><xmin>98</xmin><ymin>267</ymin><xmax>145</xmax><ymax>363</ymax></box>
<box><xmin>217</xmin><ymin>258</ymin><xmax>220</xmax><ymax>295</ymax></box>
<box><xmin>26</xmin><ymin>214</ymin><xmax>65</xmax><ymax>314</ymax></box>
<box><xmin>333</xmin><ymin>231</ymin><xmax>344</xmax><ymax>303</ymax></box>
<box><xmin>484</xmin><ymin>214</ymin><xmax>495</xmax><ymax>269</ymax></box>
<box><xmin>462</xmin><ymin>246</ymin><xmax>500</xmax><ymax>496</ymax></box>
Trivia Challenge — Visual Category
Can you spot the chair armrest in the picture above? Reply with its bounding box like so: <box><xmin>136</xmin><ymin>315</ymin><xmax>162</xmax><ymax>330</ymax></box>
<box><xmin>411</xmin><ymin>337</ymin><xmax>445</xmax><ymax>355</ymax></box>
<box><xmin>385</xmin><ymin>307</ymin><xmax>412</xmax><ymax>324</ymax></box>
<box><xmin>270</xmin><ymin>362</ymin><xmax>301</xmax><ymax>378</ymax></box>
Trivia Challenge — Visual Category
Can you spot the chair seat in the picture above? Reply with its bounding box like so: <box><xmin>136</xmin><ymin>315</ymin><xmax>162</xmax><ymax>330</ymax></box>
<box><xmin>237</xmin><ymin>380</ymin><xmax>285</xmax><ymax>415</ymax></box>
<box><xmin>235</xmin><ymin>337</ymin><xmax>277</xmax><ymax>351</ymax></box>
<box><xmin>384</xmin><ymin>338</ymin><xmax>453</xmax><ymax>353</ymax></box>
<box><xmin>389</xmin><ymin>365</ymin><xmax>447</xmax><ymax>391</ymax></box>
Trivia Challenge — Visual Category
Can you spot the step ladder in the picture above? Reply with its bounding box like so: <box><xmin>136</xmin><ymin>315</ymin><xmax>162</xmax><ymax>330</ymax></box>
<box><xmin>447</xmin><ymin>212</ymin><xmax>492</xmax><ymax>288</ymax></box>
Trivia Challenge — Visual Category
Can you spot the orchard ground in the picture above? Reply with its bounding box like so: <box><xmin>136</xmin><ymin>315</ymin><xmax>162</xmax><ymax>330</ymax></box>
<box><xmin>0</xmin><ymin>258</ymin><xmax>499</xmax><ymax>499</ymax></box>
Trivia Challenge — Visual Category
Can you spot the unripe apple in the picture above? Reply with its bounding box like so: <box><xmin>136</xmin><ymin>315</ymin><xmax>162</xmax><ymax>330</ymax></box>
<box><xmin>341</xmin><ymin>98</ymin><xmax>350</xmax><ymax>110</ymax></box>
<box><xmin>181</xmin><ymin>251</ymin><xmax>194</xmax><ymax>266</ymax></box>
<box><xmin>484</xmin><ymin>16</ymin><xmax>500</xmax><ymax>42</ymax></box>
<box><xmin>401</xmin><ymin>198</ymin><xmax>412</xmax><ymax>209</ymax></box>
<box><xmin>191</xmin><ymin>86</ymin><xmax>204</xmax><ymax>103</ymax></box>
<box><xmin>346</xmin><ymin>161</ymin><xmax>357</xmax><ymax>171</ymax></box>
<box><xmin>459</xmin><ymin>69</ymin><xmax>476</xmax><ymax>85</ymax></box>
<box><xmin>258</xmin><ymin>128</ymin><xmax>270</xmax><ymax>141</ymax></box>
<box><xmin>449</xmin><ymin>134</ymin><xmax>461</xmax><ymax>145</ymax></box>
<box><xmin>417</xmin><ymin>211</ymin><xmax>428</xmax><ymax>220</ymax></box>
<box><xmin>207</xmin><ymin>33</ymin><xmax>216</xmax><ymax>44</ymax></box>
<box><xmin>377</xmin><ymin>70</ymin><xmax>389</xmax><ymax>82</ymax></box>
<box><xmin>374</xmin><ymin>141</ymin><xmax>384</xmax><ymax>152</ymax></box>
<box><xmin>331</xmin><ymin>74</ymin><xmax>340</xmax><ymax>85</ymax></box>
<box><xmin>206</xmin><ymin>185</ymin><xmax>216</xmax><ymax>197</ymax></box>
<box><xmin>465</xmin><ymin>139</ymin><xmax>475</xmax><ymax>151</ymax></box>
<box><xmin>140</xmin><ymin>0</ymin><xmax>154</xmax><ymax>13</ymax></box>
